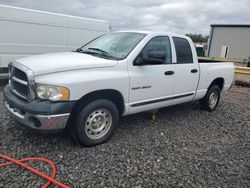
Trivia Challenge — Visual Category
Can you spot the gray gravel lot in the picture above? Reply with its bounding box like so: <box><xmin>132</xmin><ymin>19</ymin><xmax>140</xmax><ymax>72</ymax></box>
<box><xmin>0</xmin><ymin>84</ymin><xmax>249</xmax><ymax>188</ymax></box>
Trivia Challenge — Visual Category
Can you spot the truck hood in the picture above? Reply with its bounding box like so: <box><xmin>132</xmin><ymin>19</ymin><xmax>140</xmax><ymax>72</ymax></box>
<box><xmin>14</xmin><ymin>52</ymin><xmax>118</xmax><ymax>76</ymax></box>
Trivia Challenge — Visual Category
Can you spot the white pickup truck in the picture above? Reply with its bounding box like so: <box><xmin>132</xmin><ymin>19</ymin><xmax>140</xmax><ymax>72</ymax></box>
<box><xmin>3</xmin><ymin>31</ymin><xmax>234</xmax><ymax>146</ymax></box>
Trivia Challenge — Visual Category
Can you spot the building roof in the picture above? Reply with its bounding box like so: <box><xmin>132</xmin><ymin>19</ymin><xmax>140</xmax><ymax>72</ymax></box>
<box><xmin>211</xmin><ymin>24</ymin><xmax>250</xmax><ymax>28</ymax></box>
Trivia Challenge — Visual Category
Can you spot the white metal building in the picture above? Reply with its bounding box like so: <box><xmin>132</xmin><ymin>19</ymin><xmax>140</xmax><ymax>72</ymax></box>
<box><xmin>207</xmin><ymin>24</ymin><xmax>250</xmax><ymax>59</ymax></box>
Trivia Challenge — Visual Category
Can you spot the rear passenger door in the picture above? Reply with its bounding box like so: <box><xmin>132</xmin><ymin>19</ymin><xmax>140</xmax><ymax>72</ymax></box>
<box><xmin>171</xmin><ymin>37</ymin><xmax>199</xmax><ymax>104</ymax></box>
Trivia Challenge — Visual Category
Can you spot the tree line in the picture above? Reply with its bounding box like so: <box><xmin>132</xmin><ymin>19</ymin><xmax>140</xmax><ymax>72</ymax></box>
<box><xmin>185</xmin><ymin>33</ymin><xmax>209</xmax><ymax>43</ymax></box>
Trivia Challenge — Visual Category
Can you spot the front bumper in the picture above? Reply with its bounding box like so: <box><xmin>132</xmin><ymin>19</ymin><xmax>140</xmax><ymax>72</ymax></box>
<box><xmin>3</xmin><ymin>85</ymin><xmax>75</xmax><ymax>132</ymax></box>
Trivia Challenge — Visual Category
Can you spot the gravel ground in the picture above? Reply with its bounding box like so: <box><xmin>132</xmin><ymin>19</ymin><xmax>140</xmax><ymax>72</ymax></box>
<box><xmin>235</xmin><ymin>74</ymin><xmax>250</xmax><ymax>88</ymax></box>
<box><xmin>0</xmin><ymin>85</ymin><xmax>249</xmax><ymax>188</ymax></box>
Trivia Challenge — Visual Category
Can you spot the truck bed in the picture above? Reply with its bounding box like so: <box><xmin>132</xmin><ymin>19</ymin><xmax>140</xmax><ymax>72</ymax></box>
<box><xmin>198</xmin><ymin>58</ymin><xmax>225</xmax><ymax>63</ymax></box>
<box><xmin>196</xmin><ymin>61</ymin><xmax>234</xmax><ymax>97</ymax></box>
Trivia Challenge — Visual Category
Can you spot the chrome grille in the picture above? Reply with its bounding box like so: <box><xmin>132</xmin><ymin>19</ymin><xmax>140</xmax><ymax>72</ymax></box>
<box><xmin>14</xmin><ymin>68</ymin><xmax>28</xmax><ymax>81</ymax></box>
<box><xmin>12</xmin><ymin>79</ymin><xmax>28</xmax><ymax>96</ymax></box>
<box><xmin>8</xmin><ymin>62</ymin><xmax>35</xmax><ymax>101</ymax></box>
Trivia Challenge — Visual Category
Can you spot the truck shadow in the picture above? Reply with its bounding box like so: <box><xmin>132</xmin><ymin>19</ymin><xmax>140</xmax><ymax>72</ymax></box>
<box><xmin>119</xmin><ymin>101</ymin><xmax>202</xmax><ymax>128</ymax></box>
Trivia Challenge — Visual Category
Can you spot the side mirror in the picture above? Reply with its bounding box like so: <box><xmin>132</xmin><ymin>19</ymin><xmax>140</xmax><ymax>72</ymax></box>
<box><xmin>148</xmin><ymin>51</ymin><xmax>166</xmax><ymax>60</ymax></box>
<box><xmin>134</xmin><ymin>51</ymin><xmax>166</xmax><ymax>66</ymax></box>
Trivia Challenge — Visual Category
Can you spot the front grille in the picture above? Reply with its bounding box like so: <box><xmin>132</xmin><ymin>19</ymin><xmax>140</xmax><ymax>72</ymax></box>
<box><xmin>12</xmin><ymin>79</ymin><xmax>28</xmax><ymax>97</ymax></box>
<box><xmin>8</xmin><ymin>63</ymin><xmax>35</xmax><ymax>101</ymax></box>
<box><xmin>14</xmin><ymin>68</ymin><xmax>28</xmax><ymax>81</ymax></box>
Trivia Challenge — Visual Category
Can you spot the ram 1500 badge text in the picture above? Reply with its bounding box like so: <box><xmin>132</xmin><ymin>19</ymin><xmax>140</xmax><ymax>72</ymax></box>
<box><xmin>3</xmin><ymin>31</ymin><xmax>234</xmax><ymax>146</ymax></box>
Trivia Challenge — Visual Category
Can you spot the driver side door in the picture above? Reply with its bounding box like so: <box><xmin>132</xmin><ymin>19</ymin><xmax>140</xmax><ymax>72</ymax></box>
<box><xmin>128</xmin><ymin>36</ymin><xmax>176</xmax><ymax>114</ymax></box>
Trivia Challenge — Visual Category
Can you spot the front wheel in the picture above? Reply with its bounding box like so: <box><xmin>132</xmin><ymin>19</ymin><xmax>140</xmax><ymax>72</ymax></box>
<box><xmin>71</xmin><ymin>99</ymin><xmax>119</xmax><ymax>146</ymax></box>
<box><xmin>199</xmin><ymin>85</ymin><xmax>221</xmax><ymax>111</ymax></box>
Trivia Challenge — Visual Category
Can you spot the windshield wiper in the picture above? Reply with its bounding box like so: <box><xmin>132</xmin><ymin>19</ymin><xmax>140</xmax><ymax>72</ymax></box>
<box><xmin>74</xmin><ymin>48</ymin><xmax>84</xmax><ymax>52</ymax></box>
<box><xmin>87</xmin><ymin>48</ymin><xmax>109</xmax><ymax>55</ymax></box>
<box><xmin>75</xmin><ymin>47</ymin><xmax>117</xmax><ymax>60</ymax></box>
<box><xmin>83</xmin><ymin>48</ymin><xmax>117</xmax><ymax>60</ymax></box>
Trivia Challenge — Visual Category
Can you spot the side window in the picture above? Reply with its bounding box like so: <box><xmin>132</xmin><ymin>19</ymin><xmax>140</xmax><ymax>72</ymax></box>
<box><xmin>173</xmin><ymin>37</ymin><xmax>193</xmax><ymax>63</ymax></box>
<box><xmin>136</xmin><ymin>36</ymin><xmax>172</xmax><ymax>65</ymax></box>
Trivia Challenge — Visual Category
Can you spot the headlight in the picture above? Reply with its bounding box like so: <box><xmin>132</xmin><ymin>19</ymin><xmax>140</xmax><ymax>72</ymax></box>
<box><xmin>36</xmin><ymin>84</ymin><xmax>70</xmax><ymax>101</ymax></box>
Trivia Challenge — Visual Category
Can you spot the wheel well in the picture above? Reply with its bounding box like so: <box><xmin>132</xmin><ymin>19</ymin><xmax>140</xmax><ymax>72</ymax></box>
<box><xmin>209</xmin><ymin>78</ymin><xmax>224</xmax><ymax>90</ymax></box>
<box><xmin>72</xmin><ymin>89</ymin><xmax>125</xmax><ymax>115</ymax></box>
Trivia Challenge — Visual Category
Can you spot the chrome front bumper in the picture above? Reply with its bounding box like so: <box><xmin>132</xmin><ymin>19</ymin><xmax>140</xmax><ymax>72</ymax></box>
<box><xmin>5</xmin><ymin>101</ymin><xmax>70</xmax><ymax>132</ymax></box>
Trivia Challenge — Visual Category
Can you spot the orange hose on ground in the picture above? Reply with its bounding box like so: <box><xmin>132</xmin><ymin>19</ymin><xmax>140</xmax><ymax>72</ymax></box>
<box><xmin>0</xmin><ymin>154</ymin><xmax>69</xmax><ymax>188</ymax></box>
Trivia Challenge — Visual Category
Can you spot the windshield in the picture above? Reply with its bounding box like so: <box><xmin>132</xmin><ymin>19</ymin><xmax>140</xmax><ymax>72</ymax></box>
<box><xmin>77</xmin><ymin>32</ymin><xmax>146</xmax><ymax>60</ymax></box>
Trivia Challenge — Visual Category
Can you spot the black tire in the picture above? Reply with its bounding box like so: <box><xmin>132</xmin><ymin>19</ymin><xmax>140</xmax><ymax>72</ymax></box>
<box><xmin>199</xmin><ymin>85</ymin><xmax>221</xmax><ymax>111</ymax></box>
<box><xmin>71</xmin><ymin>99</ymin><xmax>119</xmax><ymax>146</ymax></box>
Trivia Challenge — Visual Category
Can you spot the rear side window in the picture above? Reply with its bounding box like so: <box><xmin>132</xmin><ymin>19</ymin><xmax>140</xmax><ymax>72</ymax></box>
<box><xmin>173</xmin><ymin>37</ymin><xmax>193</xmax><ymax>63</ymax></box>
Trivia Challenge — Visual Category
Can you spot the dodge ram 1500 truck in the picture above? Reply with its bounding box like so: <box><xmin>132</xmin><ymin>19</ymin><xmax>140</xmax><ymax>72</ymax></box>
<box><xmin>3</xmin><ymin>31</ymin><xmax>234</xmax><ymax>146</ymax></box>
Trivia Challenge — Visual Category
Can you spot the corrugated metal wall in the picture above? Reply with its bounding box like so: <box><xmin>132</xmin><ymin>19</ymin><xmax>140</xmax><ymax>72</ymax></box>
<box><xmin>208</xmin><ymin>27</ymin><xmax>250</xmax><ymax>59</ymax></box>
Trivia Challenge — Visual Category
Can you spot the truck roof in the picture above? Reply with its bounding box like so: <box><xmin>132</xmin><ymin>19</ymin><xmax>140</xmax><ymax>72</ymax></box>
<box><xmin>115</xmin><ymin>30</ymin><xmax>190</xmax><ymax>39</ymax></box>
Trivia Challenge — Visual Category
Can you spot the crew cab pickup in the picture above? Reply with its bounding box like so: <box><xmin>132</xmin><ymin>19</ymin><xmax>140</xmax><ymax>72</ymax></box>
<box><xmin>3</xmin><ymin>31</ymin><xmax>234</xmax><ymax>146</ymax></box>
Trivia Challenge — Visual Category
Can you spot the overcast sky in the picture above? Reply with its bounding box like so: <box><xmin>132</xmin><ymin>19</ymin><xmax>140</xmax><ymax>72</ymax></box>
<box><xmin>0</xmin><ymin>0</ymin><xmax>250</xmax><ymax>35</ymax></box>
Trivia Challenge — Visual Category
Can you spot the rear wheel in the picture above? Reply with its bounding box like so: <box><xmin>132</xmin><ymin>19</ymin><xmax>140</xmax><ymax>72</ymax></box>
<box><xmin>199</xmin><ymin>85</ymin><xmax>221</xmax><ymax>111</ymax></box>
<box><xmin>71</xmin><ymin>99</ymin><xmax>119</xmax><ymax>146</ymax></box>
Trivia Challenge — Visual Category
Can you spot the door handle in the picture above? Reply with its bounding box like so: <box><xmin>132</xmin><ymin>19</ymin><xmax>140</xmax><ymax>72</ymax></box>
<box><xmin>165</xmin><ymin>71</ymin><xmax>174</xmax><ymax>75</ymax></box>
<box><xmin>191</xmin><ymin>69</ymin><xmax>198</xmax><ymax>73</ymax></box>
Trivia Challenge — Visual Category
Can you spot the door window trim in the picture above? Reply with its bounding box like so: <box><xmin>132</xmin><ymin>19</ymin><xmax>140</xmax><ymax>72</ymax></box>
<box><xmin>173</xmin><ymin>37</ymin><xmax>194</xmax><ymax>64</ymax></box>
<box><xmin>133</xmin><ymin>36</ymin><xmax>173</xmax><ymax>66</ymax></box>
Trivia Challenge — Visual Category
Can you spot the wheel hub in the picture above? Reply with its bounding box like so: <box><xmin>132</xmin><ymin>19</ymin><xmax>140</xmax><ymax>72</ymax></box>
<box><xmin>209</xmin><ymin>90</ymin><xmax>218</xmax><ymax>109</ymax></box>
<box><xmin>85</xmin><ymin>108</ymin><xmax>112</xmax><ymax>139</ymax></box>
